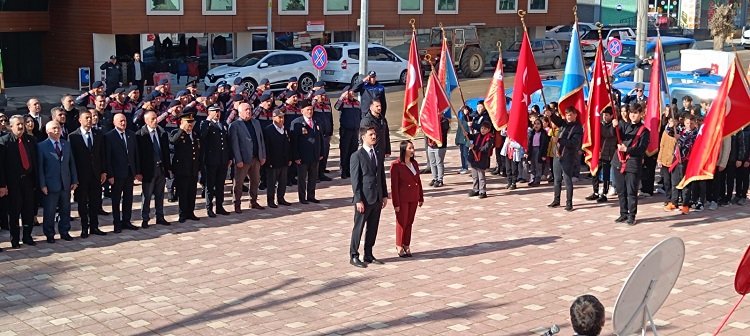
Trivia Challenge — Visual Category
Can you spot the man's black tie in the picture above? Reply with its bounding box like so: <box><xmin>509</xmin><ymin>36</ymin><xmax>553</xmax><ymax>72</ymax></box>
<box><xmin>151</xmin><ymin>131</ymin><xmax>162</xmax><ymax>160</ymax></box>
<box><xmin>369</xmin><ymin>148</ymin><xmax>377</xmax><ymax>168</ymax></box>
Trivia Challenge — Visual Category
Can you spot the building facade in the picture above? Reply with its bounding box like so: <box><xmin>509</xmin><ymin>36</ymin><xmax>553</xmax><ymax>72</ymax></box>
<box><xmin>1</xmin><ymin>0</ymin><xmax>576</xmax><ymax>89</ymax></box>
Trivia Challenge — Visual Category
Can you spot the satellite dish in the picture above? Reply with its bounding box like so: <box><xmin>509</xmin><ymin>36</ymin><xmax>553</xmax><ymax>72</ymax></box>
<box><xmin>613</xmin><ymin>237</ymin><xmax>685</xmax><ymax>336</ymax></box>
<box><xmin>734</xmin><ymin>245</ymin><xmax>750</xmax><ymax>295</ymax></box>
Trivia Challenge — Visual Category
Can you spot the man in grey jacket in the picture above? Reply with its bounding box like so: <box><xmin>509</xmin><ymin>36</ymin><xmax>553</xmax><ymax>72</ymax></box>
<box><xmin>229</xmin><ymin>103</ymin><xmax>267</xmax><ymax>213</ymax></box>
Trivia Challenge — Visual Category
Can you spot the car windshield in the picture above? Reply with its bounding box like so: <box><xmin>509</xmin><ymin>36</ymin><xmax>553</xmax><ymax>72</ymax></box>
<box><xmin>507</xmin><ymin>42</ymin><xmax>522</xmax><ymax>52</ymax></box>
<box><xmin>580</xmin><ymin>30</ymin><xmax>601</xmax><ymax>40</ymax></box>
<box><xmin>230</xmin><ymin>51</ymin><xmax>271</xmax><ymax>67</ymax></box>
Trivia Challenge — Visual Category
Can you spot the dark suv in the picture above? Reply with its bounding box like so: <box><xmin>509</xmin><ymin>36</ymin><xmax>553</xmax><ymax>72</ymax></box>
<box><xmin>494</xmin><ymin>38</ymin><xmax>563</xmax><ymax>71</ymax></box>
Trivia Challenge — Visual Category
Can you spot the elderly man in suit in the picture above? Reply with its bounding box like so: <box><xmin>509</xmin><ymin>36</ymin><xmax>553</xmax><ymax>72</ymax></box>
<box><xmin>69</xmin><ymin>111</ymin><xmax>107</xmax><ymax>238</ymax></box>
<box><xmin>228</xmin><ymin>102</ymin><xmax>266</xmax><ymax>213</ymax></box>
<box><xmin>263</xmin><ymin>109</ymin><xmax>292</xmax><ymax>208</ymax></box>
<box><xmin>136</xmin><ymin>111</ymin><xmax>172</xmax><ymax>228</ymax></box>
<box><xmin>37</xmin><ymin>121</ymin><xmax>78</xmax><ymax>243</ymax></box>
<box><xmin>349</xmin><ymin>126</ymin><xmax>389</xmax><ymax>268</ymax></box>
<box><xmin>0</xmin><ymin>115</ymin><xmax>39</xmax><ymax>249</ymax></box>
<box><xmin>290</xmin><ymin>100</ymin><xmax>324</xmax><ymax>204</ymax></box>
<box><xmin>105</xmin><ymin>113</ymin><xmax>142</xmax><ymax>233</ymax></box>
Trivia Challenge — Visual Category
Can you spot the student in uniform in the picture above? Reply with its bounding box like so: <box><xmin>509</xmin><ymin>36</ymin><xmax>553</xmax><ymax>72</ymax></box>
<box><xmin>468</xmin><ymin>121</ymin><xmax>495</xmax><ymax>198</ymax></box>
<box><xmin>526</xmin><ymin>118</ymin><xmax>550</xmax><ymax>187</ymax></box>
<box><xmin>585</xmin><ymin>107</ymin><xmax>616</xmax><ymax>202</ymax></box>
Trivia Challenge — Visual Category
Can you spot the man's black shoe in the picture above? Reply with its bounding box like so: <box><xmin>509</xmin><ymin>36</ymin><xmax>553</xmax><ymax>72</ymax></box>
<box><xmin>207</xmin><ymin>209</ymin><xmax>217</xmax><ymax>218</ymax></box>
<box><xmin>614</xmin><ymin>215</ymin><xmax>628</xmax><ymax>223</ymax></box>
<box><xmin>364</xmin><ymin>257</ymin><xmax>385</xmax><ymax>265</ymax></box>
<box><xmin>178</xmin><ymin>217</ymin><xmax>187</xmax><ymax>223</ymax></box>
<box><xmin>156</xmin><ymin>218</ymin><xmax>171</xmax><ymax>226</ymax></box>
<box><xmin>123</xmin><ymin>223</ymin><xmax>140</xmax><ymax>231</ymax></box>
<box><xmin>268</xmin><ymin>203</ymin><xmax>278</xmax><ymax>208</ymax></box>
<box><xmin>564</xmin><ymin>205</ymin><xmax>574</xmax><ymax>212</ymax></box>
<box><xmin>81</xmin><ymin>231</ymin><xmax>90</xmax><ymax>239</ymax></box>
<box><xmin>22</xmin><ymin>239</ymin><xmax>37</xmax><ymax>246</ymax></box>
<box><xmin>216</xmin><ymin>208</ymin><xmax>231</xmax><ymax>215</ymax></box>
<box><xmin>318</xmin><ymin>175</ymin><xmax>332</xmax><ymax>182</ymax></box>
<box><xmin>91</xmin><ymin>229</ymin><xmax>107</xmax><ymax>236</ymax></box>
<box><xmin>547</xmin><ymin>201</ymin><xmax>560</xmax><ymax>208</ymax></box>
<box><xmin>141</xmin><ymin>221</ymin><xmax>150</xmax><ymax>229</ymax></box>
<box><xmin>585</xmin><ymin>193</ymin><xmax>599</xmax><ymax>201</ymax></box>
<box><xmin>98</xmin><ymin>209</ymin><xmax>110</xmax><ymax>215</ymax></box>
<box><xmin>627</xmin><ymin>218</ymin><xmax>637</xmax><ymax>226</ymax></box>
<box><xmin>278</xmin><ymin>200</ymin><xmax>292</xmax><ymax>206</ymax></box>
<box><xmin>307</xmin><ymin>198</ymin><xmax>320</xmax><ymax>204</ymax></box>
<box><xmin>46</xmin><ymin>237</ymin><xmax>55</xmax><ymax>244</ymax></box>
<box><xmin>350</xmin><ymin>257</ymin><xmax>367</xmax><ymax>268</ymax></box>
<box><xmin>468</xmin><ymin>191</ymin><xmax>479</xmax><ymax>197</ymax></box>
<box><xmin>187</xmin><ymin>214</ymin><xmax>200</xmax><ymax>221</ymax></box>
<box><xmin>11</xmin><ymin>241</ymin><xmax>20</xmax><ymax>249</ymax></box>
<box><xmin>61</xmin><ymin>234</ymin><xmax>74</xmax><ymax>241</ymax></box>
<box><xmin>597</xmin><ymin>195</ymin><xmax>608</xmax><ymax>203</ymax></box>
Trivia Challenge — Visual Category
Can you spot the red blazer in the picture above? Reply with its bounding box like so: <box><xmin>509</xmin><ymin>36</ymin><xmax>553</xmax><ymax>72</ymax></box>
<box><xmin>390</xmin><ymin>159</ymin><xmax>424</xmax><ymax>207</ymax></box>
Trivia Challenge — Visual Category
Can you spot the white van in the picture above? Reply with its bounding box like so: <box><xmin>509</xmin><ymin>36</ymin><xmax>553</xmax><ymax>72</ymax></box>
<box><xmin>321</xmin><ymin>42</ymin><xmax>408</xmax><ymax>87</ymax></box>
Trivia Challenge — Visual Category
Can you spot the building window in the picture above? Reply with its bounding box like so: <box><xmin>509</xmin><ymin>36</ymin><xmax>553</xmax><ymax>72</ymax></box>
<box><xmin>324</xmin><ymin>0</ymin><xmax>351</xmax><ymax>15</ymax></box>
<box><xmin>278</xmin><ymin>0</ymin><xmax>308</xmax><ymax>15</ymax></box>
<box><xmin>496</xmin><ymin>0</ymin><xmax>516</xmax><ymax>13</ymax></box>
<box><xmin>528</xmin><ymin>0</ymin><xmax>547</xmax><ymax>13</ymax></box>
<box><xmin>435</xmin><ymin>0</ymin><xmax>458</xmax><ymax>14</ymax></box>
<box><xmin>146</xmin><ymin>0</ymin><xmax>184</xmax><ymax>15</ymax></box>
<box><xmin>398</xmin><ymin>0</ymin><xmax>422</xmax><ymax>14</ymax></box>
<box><xmin>202</xmin><ymin>0</ymin><xmax>236</xmax><ymax>15</ymax></box>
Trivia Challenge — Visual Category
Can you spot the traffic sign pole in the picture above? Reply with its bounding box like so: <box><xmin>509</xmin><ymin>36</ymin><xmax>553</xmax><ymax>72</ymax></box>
<box><xmin>607</xmin><ymin>38</ymin><xmax>622</xmax><ymax>77</ymax></box>
<box><xmin>311</xmin><ymin>45</ymin><xmax>329</xmax><ymax>83</ymax></box>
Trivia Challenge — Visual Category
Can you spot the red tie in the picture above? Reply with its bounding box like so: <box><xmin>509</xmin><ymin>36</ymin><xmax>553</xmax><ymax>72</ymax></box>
<box><xmin>18</xmin><ymin>137</ymin><xmax>30</xmax><ymax>171</ymax></box>
<box><xmin>307</xmin><ymin>119</ymin><xmax>313</xmax><ymax>128</ymax></box>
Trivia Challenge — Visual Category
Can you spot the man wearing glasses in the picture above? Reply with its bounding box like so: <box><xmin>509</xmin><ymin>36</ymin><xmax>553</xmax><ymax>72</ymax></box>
<box><xmin>624</xmin><ymin>82</ymin><xmax>648</xmax><ymax>106</ymax></box>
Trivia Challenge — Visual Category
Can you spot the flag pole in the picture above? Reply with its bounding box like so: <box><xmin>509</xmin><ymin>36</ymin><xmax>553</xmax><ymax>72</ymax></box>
<box><xmin>438</xmin><ymin>23</ymin><xmax>469</xmax><ymax>108</ymax></box>
<box><xmin>574</xmin><ymin>6</ymin><xmax>591</xmax><ymax>90</ymax></box>
<box><xmin>518</xmin><ymin>10</ymin><xmax>547</xmax><ymax>108</ymax></box>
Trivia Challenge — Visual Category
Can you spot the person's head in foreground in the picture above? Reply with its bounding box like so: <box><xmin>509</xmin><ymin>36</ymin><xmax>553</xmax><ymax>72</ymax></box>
<box><xmin>570</xmin><ymin>294</ymin><xmax>605</xmax><ymax>336</ymax></box>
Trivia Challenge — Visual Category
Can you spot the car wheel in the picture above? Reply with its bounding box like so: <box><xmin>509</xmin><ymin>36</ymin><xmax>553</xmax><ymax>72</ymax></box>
<box><xmin>399</xmin><ymin>70</ymin><xmax>407</xmax><ymax>85</ymax></box>
<box><xmin>552</xmin><ymin>57</ymin><xmax>562</xmax><ymax>69</ymax></box>
<box><xmin>298</xmin><ymin>74</ymin><xmax>316</xmax><ymax>93</ymax></box>
<box><xmin>242</xmin><ymin>78</ymin><xmax>258</xmax><ymax>93</ymax></box>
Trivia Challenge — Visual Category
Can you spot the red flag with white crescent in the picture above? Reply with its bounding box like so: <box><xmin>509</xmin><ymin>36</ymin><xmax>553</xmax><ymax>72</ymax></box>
<box><xmin>400</xmin><ymin>30</ymin><xmax>423</xmax><ymax>137</ymax></box>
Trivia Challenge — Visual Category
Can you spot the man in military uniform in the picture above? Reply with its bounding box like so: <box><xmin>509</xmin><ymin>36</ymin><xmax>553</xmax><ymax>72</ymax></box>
<box><xmin>75</xmin><ymin>81</ymin><xmax>105</xmax><ymax>109</ymax></box>
<box><xmin>335</xmin><ymin>85</ymin><xmax>361</xmax><ymax>179</ymax></box>
<box><xmin>170</xmin><ymin>107</ymin><xmax>202</xmax><ymax>223</ymax></box>
<box><xmin>312</xmin><ymin>88</ymin><xmax>333</xmax><ymax>182</ymax></box>
<box><xmin>250</xmin><ymin>78</ymin><xmax>272</xmax><ymax>107</ymax></box>
<box><xmin>254</xmin><ymin>91</ymin><xmax>274</xmax><ymax>129</ymax></box>
<box><xmin>100</xmin><ymin>55</ymin><xmax>123</xmax><ymax>96</ymax></box>
<box><xmin>277</xmin><ymin>77</ymin><xmax>303</xmax><ymax>102</ymax></box>
<box><xmin>353</xmin><ymin>71</ymin><xmax>387</xmax><ymax>117</ymax></box>
<box><xmin>200</xmin><ymin>105</ymin><xmax>231</xmax><ymax>217</ymax></box>
<box><xmin>109</xmin><ymin>88</ymin><xmax>135</xmax><ymax>120</ymax></box>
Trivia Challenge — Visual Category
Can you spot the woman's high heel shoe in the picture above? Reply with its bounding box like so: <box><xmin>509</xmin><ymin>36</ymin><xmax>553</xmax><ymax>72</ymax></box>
<box><xmin>404</xmin><ymin>246</ymin><xmax>412</xmax><ymax>257</ymax></box>
<box><xmin>397</xmin><ymin>247</ymin><xmax>408</xmax><ymax>258</ymax></box>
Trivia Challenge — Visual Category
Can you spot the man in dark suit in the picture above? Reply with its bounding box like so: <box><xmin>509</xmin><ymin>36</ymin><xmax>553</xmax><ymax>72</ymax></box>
<box><xmin>290</xmin><ymin>100</ymin><xmax>324</xmax><ymax>204</ymax></box>
<box><xmin>37</xmin><ymin>121</ymin><xmax>78</xmax><ymax>243</ymax></box>
<box><xmin>136</xmin><ymin>111</ymin><xmax>172</xmax><ymax>228</ymax></box>
<box><xmin>199</xmin><ymin>105</ymin><xmax>231</xmax><ymax>217</ymax></box>
<box><xmin>623</xmin><ymin>82</ymin><xmax>648</xmax><ymax>106</ymax></box>
<box><xmin>26</xmin><ymin>98</ymin><xmax>50</xmax><ymax>142</ymax></box>
<box><xmin>263</xmin><ymin>109</ymin><xmax>292</xmax><ymax>208</ymax></box>
<box><xmin>0</xmin><ymin>115</ymin><xmax>39</xmax><ymax>249</ymax></box>
<box><xmin>69</xmin><ymin>111</ymin><xmax>107</xmax><ymax>238</ymax></box>
<box><xmin>127</xmin><ymin>53</ymin><xmax>149</xmax><ymax>96</ymax></box>
<box><xmin>349</xmin><ymin>126</ymin><xmax>389</xmax><ymax>268</ymax></box>
<box><xmin>171</xmin><ymin>108</ymin><xmax>202</xmax><ymax>223</ymax></box>
<box><xmin>50</xmin><ymin>107</ymin><xmax>71</xmax><ymax>140</ymax></box>
<box><xmin>105</xmin><ymin>113</ymin><xmax>141</xmax><ymax>233</ymax></box>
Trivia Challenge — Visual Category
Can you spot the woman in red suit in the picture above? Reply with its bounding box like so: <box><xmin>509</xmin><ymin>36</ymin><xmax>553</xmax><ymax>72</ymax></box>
<box><xmin>390</xmin><ymin>140</ymin><xmax>424</xmax><ymax>257</ymax></box>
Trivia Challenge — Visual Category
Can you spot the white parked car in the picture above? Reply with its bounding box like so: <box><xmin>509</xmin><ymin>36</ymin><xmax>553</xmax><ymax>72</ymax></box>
<box><xmin>742</xmin><ymin>26</ymin><xmax>750</xmax><ymax>49</ymax></box>
<box><xmin>203</xmin><ymin>50</ymin><xmax>318</xmax><ymax>93</ymax></box>
<box><xmin>321</xmin><ymin>42</ymin><xmax>408</xmax><ymax>87</ymax></box>
<box><xmin>545</xmin><ymin>22</ymin><xmax>596</xmax><ymax>42</ymax></box>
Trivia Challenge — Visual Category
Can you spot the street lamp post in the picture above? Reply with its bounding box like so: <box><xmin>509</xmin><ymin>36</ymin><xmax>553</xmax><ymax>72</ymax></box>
<box><xmin>267</xmin><ymin>0</ymin><xmax>273</xmax><ymax>49</ymax></box>
<box><xmin>358</xmin><ymin>0</ymin><xmax>368</xmax><ymax>79</ymax></box>
<box><xmin>635</xmin><ymin>0</ymin><xmax>648</xmax><ymax>82</ymax></box>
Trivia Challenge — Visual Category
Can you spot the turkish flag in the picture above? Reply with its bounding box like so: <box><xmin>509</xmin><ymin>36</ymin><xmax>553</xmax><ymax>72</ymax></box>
<box><xmin>400</xmin><ymin>30</ymin><xmax>423</xmax><ymax>137</ymax></box>
<box><xmin>507</xmin><ymin>31</ymin><xmax>543</xmax><ymax>151</ymax></box>
<box><xmin>677</xmin><ymin>57</ymin><xmax>750</xmax><ymax>189</ymax></box>
<box><xmin>485</xmin><ymin>51</ymin><xmax>508</xmax><ymax>130</ymax></box>
<box><xmin>645</xmin><ymin>38</ymin><xmax>667</xmax><ymax>156</ymax></box>
<box><xmin>583</xmin><ymin>41</ymin><xmax>610</xmax><ymax>176</ymax></box>
<box><xmin>419</xmin><ymin>72</ymin><xmax>450</xmax><ymax>147</ymax></box>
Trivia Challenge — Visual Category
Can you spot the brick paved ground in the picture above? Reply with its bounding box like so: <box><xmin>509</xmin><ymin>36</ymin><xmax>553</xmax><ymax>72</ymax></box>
<box><xmin>0</xmin><ymin>143</ymin><xmax>748</xmax><ymax>336</ymax></box>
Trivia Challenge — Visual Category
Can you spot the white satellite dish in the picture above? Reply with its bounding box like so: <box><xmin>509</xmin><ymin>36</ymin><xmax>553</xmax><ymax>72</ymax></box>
<box><xmin>612</xmin><ymin>237</ymin><xmax>685</xmax><ymax>336</ymax></box>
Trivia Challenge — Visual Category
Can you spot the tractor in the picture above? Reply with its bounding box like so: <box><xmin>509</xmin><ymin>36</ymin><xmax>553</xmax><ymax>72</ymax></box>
<box><xmin>420</xmin><ymin>25</ymin><xmax>485</xmax><ymax>78</ymax></box>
